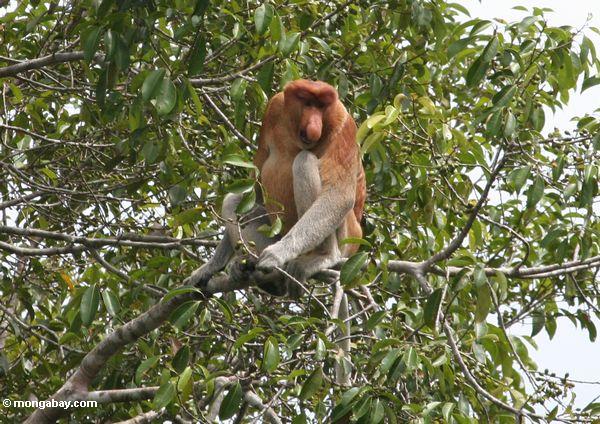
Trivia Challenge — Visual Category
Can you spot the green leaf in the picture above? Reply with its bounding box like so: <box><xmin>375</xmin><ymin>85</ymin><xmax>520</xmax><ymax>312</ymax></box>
<box><xmin>442</xmin><ymin>403</ymin><xmax>455</xmax><ymax>421</ymax></box>
<box><xmin>219</xmin><ymin>382</ymin><xmax>243</xmax><ymax>420</ymax></box>
<box><xmin>236</xmin><ymin>190</ymin><xmax>256</xmax><ymax>214</ymax></box>
<box><xmin>447</xmin><ymin>37</ymin><xmax>471</xmax><ymax>59</ymax></box>
<box><xmin>234</xmin><ymin>327</ymin><xmax>265</xmax><ymax>348</ymax></box>
<box><xmin>82</xmin><ymin>27</ymin><xmax>102</xmax><ymax>61</ymax></box>
<box><xmin>262</xmin><ymin>337</ymin><xmax>280</xmax><ymax>373</ymax></box>
<box><xmin>101</xmin><ymin>290</ymin><xmax>120</xmax><ymax>317</ymax></box>
<box><xmin>510</xmin><ymin>166</ymin><xmax>530</xmax><ymax>193</ymax></box>
<box><xmin>104</xmin><ymin>29</ymin><xmax>116</xmax><ymax>59</ymax></box>
<box><xmin>300</xmin><ymin>367</ymin><xmax>323</xmax><ymax>400</ymax></box>
<box><xmin>475</xmin><ymin>285</ymin><xmax>491</xmax><ymax>322</ymax></box>
<box><xmin>177</xmin><ymin>366</ymin><xmax>193</xmax><ymax>400</ymax></box>
<box><xmin>466</xmin><ymin>36</ymin><xmax>498</xmax><ymax>87</ymax></box>
<box><xmin>379</xmin><ymin>349</ymin><xmax>401</xmax><ymax>374</ymax></box>
<box><xmin>423</xmin><ymin>288</ymin><xmax>443</xmax><ymax>329</ymax></box>
<box><xmin>340</xmin><ymin>252</ymin><xmax>368</xmax><ymax>286</ymax></box>
<box><xmin>142</xmin><ymin>140</ymin><xmax>160</xmax><ymax>164</ymax></box>
<box><xmin>279</xmin><ymin>32</ymin><xmax>300</xmax><ymax>57</ymax></box>
<box><xmin>531</xmin><ymin>311</ymin><xmax>545</xmax><ymax>337</ymax></box>
<box><xmin>154</xmin><ymin>78</ymin><xmax>177</xmax><ymax>116</ymax></box>
<box><xmin>503</xmin><ymin>110</ymin><xmax>516</xmax><ymax>138</ymax></box>
<box><xmin>310</xmin><ymin>36</ymin><xmax>332</xmax><ymax>55</ymax></box>
<box><xmin>172</xmin><ymin>345</ymin><xmax>190</xmax><ymax>373</ymax></box>
<box><xmin>163</xmin><ymin>286</ymin><xmax>202</xmax><ymax>302</ymax></box>
<box><xmin>526</xmin><ymin>176</ymin><xmax>545</xmax><ymax>208</ymax></box>
<box><xmin>230</xmin><ymin>78</ymin><xmax>248</xmax><ymax>103</ymax></box>
<box><xmin>268</xmin><ymin>216</ymin><xmax>282</xmax><ymax>237</ymax></box>
<box><xmin>365</xmin><ymin>310</ymin><xmax>386</xmax><ymax>331</ymax></box>
<box><xmin>492</xmin><ymin>85</ymin><xmax>517</xmax><ymax>109</ymax></box>
<box><xmin>404</xmin><ymin>346</ymin><xmax>418</xmax><ymax>370</ymax></box>
<box><xmin>225</xmin><ymin>178</ymin><xmax>255</xmax><ymax>194</ymax></box>
<box><xmin>466</xmin><ymin>57</ymin><xmax>489</xmax><ymax>87</ymax></box>
<box><xmin>80</xmin><ymin>284</ymin><xmax>100</xmax><ymax>326</ymax></box>
<box><xmin>254</xmin><ymin>4</ymin><xmax>274</xmax><ymax>35</ymax></box>
<box><xmin>485</xmin><ymin>109</ymin><xmax>503</xmax><ymax>137</ymax></box>
<box><xmin>168</xmin><ymin>185</ymin><xmax>187</xmax><ymax>205</ymax></box>
<box><xmin>473</xmin><ymin>266</ymin><xmax>487</xmax><ymax>287</ymax></box>
<box><xmin>114</xmin><ymin>35</ymin><xmax>129</xmax><ymax>70</ymax></box>
<box><xmin>270</xmin><ymin>13</ymin><xmax>283</xmax><ymax>42</ymax></box>
<box><xmin>135</xmin><ymin>356</ymin><xmax>159</xmax><ymax>385</ymax></box>
<box><xmin>582</xmin><ymin>76</ymin><xmax>600</xmax><ymax>92</ymax></box>
<box><xmin>222</xmin><ymin>154</ymin><xmax>256</xmax><ymax>169</ymax></box>
<box><xmin>169</xmin><ymin>301</ymin><xmax>199</xmax><ymax>330</ymax></box>
<box><xmin>188</xmin><ymin>36</ymin><xmax>207</xmax><ymax>76</ymax></box>
<box><xmin>292</xmin><ymin>413</ymin><xmax>308</xmax><ymax>424</ymax></box>
<box><xmin>153</xmin><ymin>381</ymin><xmax>176</xmax><ymax>409</ymax></box>
<box><xmin>257</xmin><ymin>61</ymin><xmax>275</xmax><ymax>93</ymax></box>
<box><xmin>370</xmin><ymin>398</ymin><xmax>385</xmax><ymax>423</ymax></box>
<box><xmin>142</xmin><ymin>69</ymin><xmax>166</xmax><ymax>101</ymax></box>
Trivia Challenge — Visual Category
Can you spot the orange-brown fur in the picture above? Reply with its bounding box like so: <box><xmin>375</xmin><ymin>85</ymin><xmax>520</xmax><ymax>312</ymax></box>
<box><xmin>255</xmin><ymin>79</ymin><xmax>366</xmax><ymax>255</ymax></box>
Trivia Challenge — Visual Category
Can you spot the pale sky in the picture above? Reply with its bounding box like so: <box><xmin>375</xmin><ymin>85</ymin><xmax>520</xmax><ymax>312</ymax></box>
<box><xmin>460</xmin><ymin>0</ymin><xmax>600</xmax><ymax>411</ymax></box>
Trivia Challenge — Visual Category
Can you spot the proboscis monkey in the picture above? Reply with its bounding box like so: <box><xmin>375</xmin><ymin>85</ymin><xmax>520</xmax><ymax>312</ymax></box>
<box><xmin>191</xmin><ymin>79</ymin><xmax>366</xmax><ymax>298</ymax></box>
<box><xmin>190</xmin><ymin>79</ymin><xmax>364</xmax><ymax>386</ymax></box>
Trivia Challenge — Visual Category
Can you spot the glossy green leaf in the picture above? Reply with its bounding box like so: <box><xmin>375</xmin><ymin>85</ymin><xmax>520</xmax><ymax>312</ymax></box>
<box><xmin>254</xmin><ymin>4</ymin><xmax>274</xmax><ymax>35</ymax></box>
<box><xmin>300</xmin><ymin>367</ymin><xmax>323</xmax><ymax>400</ymax></box>
<box><xmin>262</xmin><ymin>337</ymin><xmax>280</xmax><ymax>372</ymax></box>
<box><xmin>80</xmin><ymin>285</ymin><xmax>100</xmax><ymax>326</ymax></box>
<box><xmin>154</xmin><ymin>78</ymin><xmax>177</xmax><ymax>115</ymax></box>
<box><xmin>423</xmin><ymin>288</ymin><xmax>443</xmax><ymax>329</ymax></box>
<box><xmin>153</xmin><ymin>381</ymin><xmax>176</xmax><ymax>409</ymax></box>
<box><xmin>142</xmin><ymin>69</ymin><xmax>166</xmax><ymax>101</ymax></box>
<box><xmin>188</xmin><ymin>36</ymin><xmax>207</xmax><ymax>76</ymax></box>
<box><xmin>135</xmin><ymin>356</ymin><xmax>159</xmax><ymax>385</ymax></box>
<box><xmin>82</xmin><ymin>27</ymin><xmax>102</xmax><ymax>61</ymax></box>
<box><xmin>340</xmin><ymin>252</ymin><xmax>368</xmax><ymax>286</ymax></box>
<box><xmin>219</xmin><ymin>382</ymin><xmax>243</xmax><ymax>420</ymax></box>
<box><xmin>101</xmin><ymin>290</ymin><xmax>120</xmax><ymax>317</ymax></box>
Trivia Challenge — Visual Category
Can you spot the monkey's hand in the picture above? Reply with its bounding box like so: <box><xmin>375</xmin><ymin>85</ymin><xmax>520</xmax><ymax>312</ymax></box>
<box><xmin>256</xmin><ymin>243</ymin><xmax>287</xmax><ymax>271</ymax></box>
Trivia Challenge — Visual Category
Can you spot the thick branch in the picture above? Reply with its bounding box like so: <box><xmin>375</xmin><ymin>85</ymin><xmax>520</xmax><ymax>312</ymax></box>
<box><xmin>0</xmin><ymin>52</ymin><xmax>100</xmax><ymax>78</ymax></box>
<box><xmin>24</xmin><ymin>274</ymin><xmax>245</xmax><ymax>424</ymax></box>
<box><xmin>243</xmin><ymin>391</ymin><xmax>282</xmax><ymax>424</ymax></box>
<box><xmin>80</xmin><ymin>387</ymin><xmax>158</xmax><ymax>404</ymax></box>
<box><xmin>0</xmin><ymin>225</ymin><xmax>217</xmax><ymax>256</ymax></box>
<box><xmin>0</xmin><ymin>191</ymin><xmax>45</xmax><ymax>210</ymax></box>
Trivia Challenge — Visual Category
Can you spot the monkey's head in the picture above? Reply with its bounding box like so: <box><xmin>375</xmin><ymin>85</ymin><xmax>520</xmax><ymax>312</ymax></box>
<box><xmin>283</xmin><ymin>79</ymin><xmax>339</xmax><ymax>150</ymax></box>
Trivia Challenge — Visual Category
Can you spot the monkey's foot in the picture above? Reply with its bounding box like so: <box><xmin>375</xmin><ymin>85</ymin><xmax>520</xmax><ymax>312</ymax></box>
<box><xmin>227</xmin><ymin>254</ymin><xmax>257</xmax><ymax>283</ymax></box>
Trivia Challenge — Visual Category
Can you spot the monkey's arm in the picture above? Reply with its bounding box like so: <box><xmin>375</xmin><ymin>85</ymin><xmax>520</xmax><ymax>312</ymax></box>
<box><xmin>257</xmin><ymin>181</ymin><xmax>354</xmax><ymax>270</ymax></box>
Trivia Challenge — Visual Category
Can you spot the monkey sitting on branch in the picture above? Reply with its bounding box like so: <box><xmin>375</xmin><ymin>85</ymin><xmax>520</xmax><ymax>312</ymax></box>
<box><xmin>191</xmin><ymin>79</ymin><xmax>366</xmax><ymax>298</ymax></box>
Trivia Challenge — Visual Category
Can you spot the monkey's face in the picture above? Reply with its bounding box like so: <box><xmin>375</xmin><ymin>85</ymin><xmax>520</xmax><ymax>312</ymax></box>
<box><xmin>283</xmin><ymin>79</ymin><xmax>338</xmax><ymax>151</ymax></box>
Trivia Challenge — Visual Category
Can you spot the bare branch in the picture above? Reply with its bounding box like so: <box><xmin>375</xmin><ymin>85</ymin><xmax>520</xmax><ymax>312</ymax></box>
<box><xmin>111</xmin><ymin>410</ymin><xmax>162</xmax><ymax>424</ymax></box>
<box><xmin>0</xmin><ymin>52</ymin><xmax>102</xmax><ymax>78</ymax></box>
<box><xmin>423</xmin><ymin>152</ymin><xmax>507</xmax><ymax>269</ymax></box>
<box><xmin>243</xmin><ymin>390</ymin><xmax>282</xmax><ymax>424</ymax></box>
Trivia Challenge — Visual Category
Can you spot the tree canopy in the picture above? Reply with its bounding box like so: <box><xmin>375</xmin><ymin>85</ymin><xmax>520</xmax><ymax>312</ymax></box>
<box><xmin>0</xmin><ymin>0</ymin><xmax>599</xmax><ymax>423</ymax></box>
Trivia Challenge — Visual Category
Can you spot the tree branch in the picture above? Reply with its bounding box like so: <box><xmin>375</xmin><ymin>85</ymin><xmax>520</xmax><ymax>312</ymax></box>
<box><xmin>0</xmin><ymin>52</ymin><xmax>102</xmax><ymax>78</ymax></box>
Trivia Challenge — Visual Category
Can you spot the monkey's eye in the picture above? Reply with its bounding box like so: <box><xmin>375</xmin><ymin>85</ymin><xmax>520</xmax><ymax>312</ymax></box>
<box><xmin>305</xmin><ymin>100</ymin><xmax>314</xmax><ymax>107</ymax></box>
